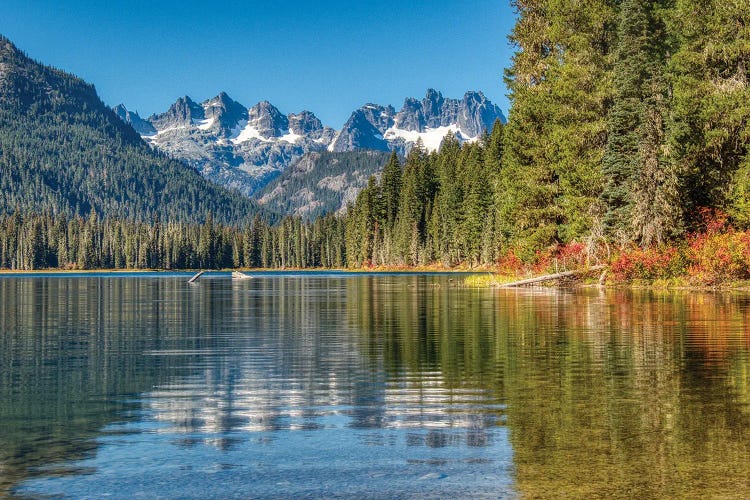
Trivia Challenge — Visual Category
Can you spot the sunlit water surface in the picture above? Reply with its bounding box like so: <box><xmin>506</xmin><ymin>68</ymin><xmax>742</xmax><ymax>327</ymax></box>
<box><xmin>1</xmin><ymin>273</ymin><xmax>750</xmax><ymax>498</ymax></box>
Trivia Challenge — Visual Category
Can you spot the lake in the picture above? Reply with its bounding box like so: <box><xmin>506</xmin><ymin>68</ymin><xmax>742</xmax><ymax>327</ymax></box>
<box><xmin>1</xmin><ymin>273</ymin><xmax>749</xmax><ymax>498</ymax></box>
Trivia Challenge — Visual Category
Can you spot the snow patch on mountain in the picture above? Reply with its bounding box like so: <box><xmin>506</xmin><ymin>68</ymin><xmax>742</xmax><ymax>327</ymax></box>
<box><xmin>231</xmin><ymin>121</ymin><xmax>272</xmax><ymax>143</ymax></box>
<box><xmin>195</xmin><ymin>118</ymin><xmax>215</xmax><ymax>130</ymax></box>
<box><xmin>279</xmin><ymin>129</ymin><xmax>302</xmax><ymax>144</ymax></box>
<box><xmin>383</xmin><ymin>124</ymin><xmax>477</xmax><ymax>153</ymax></box>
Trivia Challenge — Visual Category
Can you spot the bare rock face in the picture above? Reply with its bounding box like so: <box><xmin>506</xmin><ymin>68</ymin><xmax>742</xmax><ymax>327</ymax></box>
<box><xmin>288</xmin><ymin>111</ymin><xmax>321</xmax><ymax>135</ymax></box>
<box><xmin>202</xmin><ymin>92</ymin><xmax>247</xmax><ymax>137</ymax></box>
<box><xmin>149</xmin><ymin>96</ymin><xmax>204</xmax><ymax>130</ymax></box>
<box><xmin>330</xmin><ymin>107</ymin><xmax>392</xmax><ymax>153</ymax></box>
<box><xmin>247</xmin><ymin>100</ymin><xmax>289</xmax><ymax>139</ymax></box>
<box><xmin>457</xmin><ymin>91</ymin><xmax>504</xmax><ymax>138</ymax></box>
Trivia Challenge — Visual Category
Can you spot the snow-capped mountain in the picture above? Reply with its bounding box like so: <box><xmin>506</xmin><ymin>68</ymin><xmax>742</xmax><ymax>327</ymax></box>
<box><xmin>330</xmin><ymin>89</ymin><xmax>505</xmax><ymax>155</ymax></box>
<box><xmin>115</xmin><ymin>93</ymin><xmax>336</xmax><ymax>196</ymax></box>
<box><xmin>115</xmin><ymin>89</ymin><xmax>504</xmax><ymax>196</ymax></box>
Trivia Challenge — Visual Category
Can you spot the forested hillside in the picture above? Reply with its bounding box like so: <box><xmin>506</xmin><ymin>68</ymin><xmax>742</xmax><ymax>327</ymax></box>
<box><xmin>256</xmin><ymin>151</ymin><xmax>391</xmax><ymax>220</ymax></box>
<box><xmin>0</xmin><ymin>35</ymin><xmax>260</xmax><ymax>224</ymax></box>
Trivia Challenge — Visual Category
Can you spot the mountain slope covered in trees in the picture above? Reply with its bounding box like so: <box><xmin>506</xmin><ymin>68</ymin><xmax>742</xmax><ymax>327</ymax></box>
<box><xmin>0</xmin><ymin>35</ymin><xmax>260</xmax><ymax>224</ymax></box>
<box><xmin>256</xmin><ymin>151</ymin><xmax>391</xmax><ymax>220</ymax></box>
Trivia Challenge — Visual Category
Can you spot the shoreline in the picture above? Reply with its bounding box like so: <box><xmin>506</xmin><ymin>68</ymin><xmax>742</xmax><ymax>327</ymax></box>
<box><xmin>0</xmin><ymin>268</ymin><xmax>749</xmax><ymax>291</ymax></box>
<box><xmin>0</xmin><ymin>266</ymin><xmax>483</xmax><ymax>275</ymax></box>
<box><xmin>466</xmin><ymin>273</ymin><xmax>750</xmax><ymax>292</ymax></box>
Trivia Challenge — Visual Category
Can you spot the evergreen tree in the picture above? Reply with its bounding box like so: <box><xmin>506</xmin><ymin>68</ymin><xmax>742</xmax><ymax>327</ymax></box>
<box><xmin>500</xmin><ymin>0</ymin><xmax>616</xmax><ymax>259</ymax></box>
<box><xmin>380</xmin><ymin>151</ymin><xmax>403</xmax><ymax>230</ymax></box>
<box><xmin>603</xmin><ymin>0</ymin><xmax>679</xmax><ymax>245</ymax></box>
<box><xmin>460</xmin><ymin>144</ymin><xmax>491</xmax><ymax>265</ymax></box>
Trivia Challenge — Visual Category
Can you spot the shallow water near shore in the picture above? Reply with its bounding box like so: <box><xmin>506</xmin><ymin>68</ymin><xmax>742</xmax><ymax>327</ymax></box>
<box><xmin>1</xmin><ymin>273</ymin><xmax>750</xmax><ymax>498</ymax></box>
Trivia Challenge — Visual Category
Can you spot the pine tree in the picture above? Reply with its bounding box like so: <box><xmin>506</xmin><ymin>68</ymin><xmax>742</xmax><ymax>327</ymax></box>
<box><xmin>380</xmin><ymin>151</ymin><xmax>402</xmax><ymax>230</ymax></box>
<box><xmin>500</xmin><ymin>0</ymin><xmax>616</xmax><ymax>259</ymax></box>
<box><xmin>460</xmin><ymin>144</ymin><xmax>491</xmax><ymax>265</ymax></box>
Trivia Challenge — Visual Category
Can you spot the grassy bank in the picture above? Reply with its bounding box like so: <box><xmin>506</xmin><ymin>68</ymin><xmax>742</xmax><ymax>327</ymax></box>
<box><xmin>464</xmin><ymin>272</ymin><xmax>750</xmax><ymax>291</ymax></box>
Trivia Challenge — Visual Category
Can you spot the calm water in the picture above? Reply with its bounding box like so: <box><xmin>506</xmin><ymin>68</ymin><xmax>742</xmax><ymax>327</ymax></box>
<box><xmin>1</xmin><ymin>273</ymin><xmax>750</xmax><ymax>498</ymax></box>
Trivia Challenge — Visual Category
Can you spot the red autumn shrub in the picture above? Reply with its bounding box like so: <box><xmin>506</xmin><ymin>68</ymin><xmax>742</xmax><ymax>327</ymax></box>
<box><xmin>496</xmin><ymin>250</ymin><xmax>524</xmax><ymax>276</ymax></box>
<box><xmin>610</xmin><ymin>246</ymin><xmax>686</xmax><ymax>281</ymax></box>
<box><xmin>531</xmin><ymin>242</ymin><xmax>589</xmax><ymax>274</ymax></box>
<box><xmin>557</xmin><ymin>242</ymin><xmax>587</xmax><ymax>269</ymax></box>
<box><xmin>681</xmin><ymin>208</ymin><xmax>750</xmax><ymax>284</ymax></box>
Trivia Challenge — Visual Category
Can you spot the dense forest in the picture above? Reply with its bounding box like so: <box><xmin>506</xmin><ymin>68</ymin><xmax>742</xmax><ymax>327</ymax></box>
<box><xmin>501</xmin><ymin>0</ymin><xmax>748</xmax><ymax>251</ymax></box>
<box><xmin>0</xmin><ymin>211</ymin><xmax>348</xmax><ymax>270</ymax></box>
<box><xmin>1</xmin><ymin>1</ymin><xmax>749</xmax><ymax>276</ymax></box>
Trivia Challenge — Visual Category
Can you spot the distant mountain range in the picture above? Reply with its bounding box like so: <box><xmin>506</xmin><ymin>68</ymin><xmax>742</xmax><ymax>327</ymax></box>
<box><xmin>115</xmin><ymin>90</ymin><xmax>505</xmax><ymax>197</ymax></box>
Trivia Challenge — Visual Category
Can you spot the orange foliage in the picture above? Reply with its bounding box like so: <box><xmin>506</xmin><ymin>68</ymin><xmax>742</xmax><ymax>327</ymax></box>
<box><xmin>609</xmin><ymin>209</ymin><xmax>750</xmax><ymax>285</ymax></box>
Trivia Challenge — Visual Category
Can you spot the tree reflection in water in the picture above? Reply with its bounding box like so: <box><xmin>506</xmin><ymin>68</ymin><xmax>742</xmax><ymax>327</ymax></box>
<box><xmin>1</xmin><ymin>276</ymin><xmax>749</xmax><ymax>497</ymax></box>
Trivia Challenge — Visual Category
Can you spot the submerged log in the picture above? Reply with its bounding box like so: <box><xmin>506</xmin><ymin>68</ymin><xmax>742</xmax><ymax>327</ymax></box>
<box><xmin>188</xmin><ymin>270</ymin><xmax>205</xmax><ymax>283</ymax></box>
<box><xmin>232</xmin><ymin>271</ymin><xmax>252</xmax><ymax>280</ymax></box>
<box><xmin>497</xmin><ymin>265</ymin><xmax>607</xmax><ymax>288</ymax></box>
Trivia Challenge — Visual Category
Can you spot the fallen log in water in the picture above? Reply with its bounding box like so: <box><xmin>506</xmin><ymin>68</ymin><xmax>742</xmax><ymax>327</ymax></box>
<box><xmin>188</xmin><ymin>270</ymin><xmax>205</xmax><ymax>283</ymax></box>
<box><xmin>497</xmin><ymin>265</ymin><xmax>607</xmax><ymax>288</ymax></box>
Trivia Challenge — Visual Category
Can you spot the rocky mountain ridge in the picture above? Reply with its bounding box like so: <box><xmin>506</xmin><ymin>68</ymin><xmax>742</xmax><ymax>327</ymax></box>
<box><xmin>330</xmin><ymin>89</ymin><xmax>504</xmax><ymax>154</ymax></box>
<box><xmin>116</xmin><ymin>89</ymin><xmax>505</xmax><ymax>196</ymax></box>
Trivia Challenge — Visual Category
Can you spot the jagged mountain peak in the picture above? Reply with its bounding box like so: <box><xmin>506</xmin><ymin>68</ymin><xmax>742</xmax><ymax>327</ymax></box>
<box><xmin>425</xmin><ymin>88</ymin><xmax>444</xmax><ymax>100</ymax></box>
<box><xmin>330</xmin><ymin>109</ymin><xmax>389</xmax><ymax>153</ymax></box>
<box><xmin>204</xmin><ymin>91</ymin><xmax>232</xmax><ymax>104</ymax></box>
<box><xmin>333</xmin><ymin>89</ymin><xmax>505</xmax><ymax>155</ymax></box>
<box><xmin>200</xmin><ymin>92</ymin><xmax>247</xmax><ymax>135</ymax></box>
<box><xmin>202</xmin><ymin>91</ymin><xmax>242</xmax><ymax>112</ymax></box>
<box><xmin>457</xmin><ymin>90</ymin><xmax>504</xmax><ymax>137</ymax></box>
<box><xmin>247</xmin><ymin>100</ymin><xmax>289</xmax><ymax>138</ymax></box>
<box><xmin>288</xmin><ymin>110</ymin><xmax>323</xmax><ymax>135</ymax></box>
<box><xmin>149</xmin><ymin>95</ymin><xmax>205</xmax><ymax>129</ymax></box>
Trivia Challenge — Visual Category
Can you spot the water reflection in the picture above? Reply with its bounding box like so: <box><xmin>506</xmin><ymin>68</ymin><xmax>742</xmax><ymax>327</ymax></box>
<box><xmin>0</xmin><ymin>277</ymin><xmax>749</xmax><ymax>497</ymax></box>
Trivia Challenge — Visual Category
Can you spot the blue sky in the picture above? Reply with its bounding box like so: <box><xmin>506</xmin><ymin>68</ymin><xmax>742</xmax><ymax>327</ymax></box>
<box><xmin>2</xmin><ymin>0</ymin><xmax>516</xmax><ymax>126</ymax></box>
